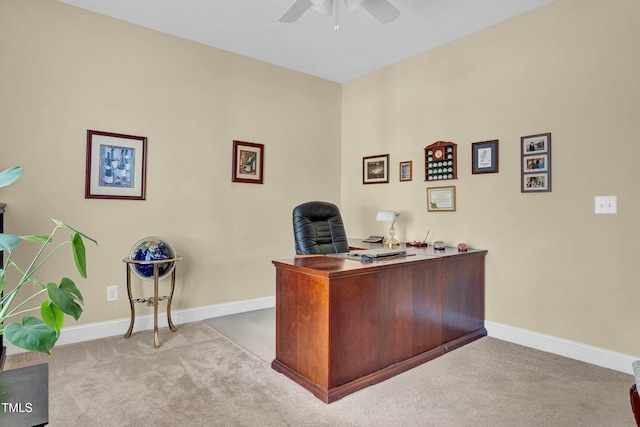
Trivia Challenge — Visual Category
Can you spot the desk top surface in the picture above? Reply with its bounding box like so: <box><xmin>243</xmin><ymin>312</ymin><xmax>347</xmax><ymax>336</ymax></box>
<box><xmin>273</xmin><ymin>239</ymin><xmax>487</xmax><ymax>276</ymax></box>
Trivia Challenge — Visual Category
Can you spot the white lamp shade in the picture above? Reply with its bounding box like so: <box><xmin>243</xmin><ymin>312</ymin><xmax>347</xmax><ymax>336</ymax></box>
<box><xmin>376</xmin><ymin>210</ymin><xmax>397</xmax><ymax>221</ymax></box>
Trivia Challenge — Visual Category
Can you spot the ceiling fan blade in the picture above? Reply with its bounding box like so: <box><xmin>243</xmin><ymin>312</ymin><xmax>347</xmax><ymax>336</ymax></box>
<box><xmin>361</xmin><ymin>0</ymin><xmax>400</xmax><ymax>24</ymax></box>
<box><xmin>343</xmin><ymin>0</ymin><xmax>364</xmax><ymax>13</ymax></box>
<box><xmin>312</xmin><ymin>0</ymin><xmax>334</xmax><ymax>16</ymax></box>
<box><xmin>279</xmin><ymin>0</ymin><xmax>314</xmax><ymax>23</ymax></box>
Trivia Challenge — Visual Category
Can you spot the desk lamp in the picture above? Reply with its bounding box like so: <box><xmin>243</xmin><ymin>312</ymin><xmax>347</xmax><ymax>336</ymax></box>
<box><xmin>376</xmin><ymin>210</ymin><xmax>400</xmax><ymax>247</ymax></box>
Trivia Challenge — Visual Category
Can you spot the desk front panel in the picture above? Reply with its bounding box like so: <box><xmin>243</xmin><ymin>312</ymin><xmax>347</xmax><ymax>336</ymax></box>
<box><xmin>441</xmin><ymin>252</ymin><xmax>486</xmax><ymax>344</ymax></box>
<box><xmin>275</xmin><ymin>267</ymin><xmax>330</xmax><ymax>387</ymax></box>
<box><xmin>329</xmin><ymin>273</ymin><xmax>380</xmax><ymax>387</ymax></box>
<box><xmin>379</xmin><ymin>260</ymin><xmax>442</xmax><ymax>367</ymax></box>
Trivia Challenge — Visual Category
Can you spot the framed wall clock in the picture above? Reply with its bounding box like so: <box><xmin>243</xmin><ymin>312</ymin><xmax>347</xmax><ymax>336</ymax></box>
<box><xmin>424</xmin><ymin>141</ymin><xmax>457</xmax><ymax>182</ymax></box>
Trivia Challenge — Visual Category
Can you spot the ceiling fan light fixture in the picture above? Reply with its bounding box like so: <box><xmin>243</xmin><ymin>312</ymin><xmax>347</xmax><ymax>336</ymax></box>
<box><xmin>312</xmin><ymin>0</ymin><xmax>365</xmax><ymax>17</ymax></box>
<box><xmin>311</xmin><ymin>0</ymin><xmax>334</xmax><ymax>16</ymax></box>
<box><xmin>279</xmin><ymin>0</ymin><xmax>400</xmax><ymax>26</ymax></box>
<box><xmin>344</xmin><ymin>0</ymin><xmax>365</xmax><ymax>13</ymax></box>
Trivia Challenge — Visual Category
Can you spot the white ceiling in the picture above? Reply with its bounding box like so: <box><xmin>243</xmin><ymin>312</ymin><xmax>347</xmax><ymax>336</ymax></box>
<box><xmin>57</xmin><ymin>0</ymin><xmax>556</xmax><ymax>83</ymax></box>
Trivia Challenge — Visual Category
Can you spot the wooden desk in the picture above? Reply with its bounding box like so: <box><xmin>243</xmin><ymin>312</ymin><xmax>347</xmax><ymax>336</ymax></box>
<box><xmin>271</xmin><ymin>242</ymin><xmax>487</xmax><ymax>403</ymax></box>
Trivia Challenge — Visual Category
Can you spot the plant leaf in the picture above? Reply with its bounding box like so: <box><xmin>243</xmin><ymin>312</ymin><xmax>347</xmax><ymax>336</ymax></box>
<box><xmin>60</xmin><ymin>278</ymin><xmax>84</xmax><ymax>304</ymax></box>
<box><xmin>41</xmin><ymin>301</ymin><xmax>65</xmax><ymax>337</ymax></box>
<box><xmin>0</xmin><ymin>233</ymin><xmax>20</xmax><ymax>251</ymax></box>
<box><xmin>4</xmin><ymin>316</ymin><xmax>58</xmax><ymax>355</ymax></box>
<box><xmin>47</xmin><ymin>278</ymin><xmax>84</xmax><ymax>320</ymax></box>
<box><xmin>0</xmin><ymin>166</ymin><xmax>23</xmax><ymax>189</ymax></box>
<box><xmin>20</xmin><ymin>235</ymin><xmax>51</xmax><ymax>243</ymax></box>
<box><xmin>52</xmin><ymin>219</ymin><xmax>98</xmax><ymax>246</ymax></box>
<box><xmin>71</xmin><ymin>233</ymin><xmax>87</xmax><ymax>278</ymax></box>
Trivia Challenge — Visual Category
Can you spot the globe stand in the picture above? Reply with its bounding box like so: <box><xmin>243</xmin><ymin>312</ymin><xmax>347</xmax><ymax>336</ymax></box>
<box><xmin>122</xmin><ymin>256</ymin><xmax>182</xmax><ymax>348</ymax></box>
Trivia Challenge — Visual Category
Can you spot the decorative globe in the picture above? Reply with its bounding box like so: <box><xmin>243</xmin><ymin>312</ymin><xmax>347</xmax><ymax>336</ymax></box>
<box><xmin>129</xmin><ymin>237</ymin><xmax>176</xmax><ymax>281</ymax></box>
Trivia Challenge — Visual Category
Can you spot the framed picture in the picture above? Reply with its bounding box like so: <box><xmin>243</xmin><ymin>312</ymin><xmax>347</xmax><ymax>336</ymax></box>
<box><xmin>399</xmin><ymin>161</ymin><xmax>412</xmax><ymax>182</ymax></box>
<box><xmin>85</xmin><ymin>130</ymin><xmax>147</xmax><ymax>200</ymax></box>
<box><xmin>522</xmin><ymin>133</ymin><xmax>549</xmax><ymax>154</ymax></box>
<box><xmin>363</xmin><ymin>154</ymin><xmax>389</xmax><ymax>184</ymax></box>
<box><xmin>523</xmin><ymin>154</ymin><xmax>548</xmax><ymax>172</ymax></box>
<box><xmin>523</xmin><ymin>173</ymin><xmax>549</xmax><ymax>191</ymax></box>
<box><xmin>521</xmin><ymin>132</ymin><xmax>551</xmax><ymax>192</ymax></box>
<box><xmin>472</xmin><ymin>140</ymin><xmax>499</xmax><ymax>174</ymax></box>
<box><xmin>233</xmin><ymin>140</ymin><xmax>264</xmax><ymax>184</ymax></box>
<box><xmin>427</xmin><ymin>186</ymin><xmax>456</xmax><ymax>212</ymax></box>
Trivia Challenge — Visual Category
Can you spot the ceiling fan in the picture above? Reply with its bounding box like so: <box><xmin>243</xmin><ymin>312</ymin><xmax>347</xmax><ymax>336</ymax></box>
<box><xmin>279</xmin><ymin>0</ymin><xmax>400</xmax><ymax>29</ymax></box>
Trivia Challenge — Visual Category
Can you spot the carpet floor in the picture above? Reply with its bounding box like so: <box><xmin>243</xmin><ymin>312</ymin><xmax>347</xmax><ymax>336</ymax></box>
<box><xmin>204</xmin><ymin>308</ymin><xmax>275</xmax><ymax>363</ymax></box>
<box><xmin>4</xmin><ymin>310</ymin><xmax>637</xmax><ymax>426</ymax></box>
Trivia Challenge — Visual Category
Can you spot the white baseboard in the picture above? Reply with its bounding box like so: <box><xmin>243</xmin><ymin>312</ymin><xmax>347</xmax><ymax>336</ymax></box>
<box><xmin>6</xmin><ymin>302</ymin><xmax>636</xmax><ymax>376</ymax></box>
<box><xmin>5</xmin><ymin>296</ymin><xmax>275</xmax><ymax>356</ymax></box>
<box><xmin>486</xmin><ymin>320</ymin><xmax>637</xmax><ymax>375</ymax></box>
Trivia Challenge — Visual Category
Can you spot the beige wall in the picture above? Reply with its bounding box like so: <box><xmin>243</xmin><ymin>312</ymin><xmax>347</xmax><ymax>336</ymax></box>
<box><xmin>1</xmin><ymin>0</ymin><xmax>638</xmax><ymax>358</ymax></box>
<box><xmin>341</xmin><ymin>0</ymin><xmax>640</xmax><ymax>356</ymax></box>
<box><xmin>0</xmin><ymin>0</ymin><xmax>342</xmax><ymax>323</ymax></box>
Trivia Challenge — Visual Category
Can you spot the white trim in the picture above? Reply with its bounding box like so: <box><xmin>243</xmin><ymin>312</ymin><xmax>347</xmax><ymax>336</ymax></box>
<box><xmin>5</xmin><ymin>296</ymin><xmax>275</xmax><ymax>356</ymax></box>
<box><xmin>6</xmin><ymin>302</ymin><xmax>637</xmax><ymax>376</ymax></box>
<box><xmin>486</xmin><ymin>320</ymin><xmax>637</xmax><ymax>375</ymax></box>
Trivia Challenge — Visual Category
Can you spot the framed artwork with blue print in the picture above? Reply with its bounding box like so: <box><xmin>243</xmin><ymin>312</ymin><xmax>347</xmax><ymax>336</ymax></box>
<box><xmin>85</xmin><ymin>130</ymin><xmax>147</xmax><ymax>200</ymax></box>
<box><xmin>471</xmin><ymin>139</ymin><xmax>499</xmax><ymax>174</ymax></box>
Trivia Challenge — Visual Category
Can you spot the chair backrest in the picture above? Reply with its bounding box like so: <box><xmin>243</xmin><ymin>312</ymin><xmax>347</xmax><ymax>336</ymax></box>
<box><xmin>292</xmin><ymin>201</ymin><xmax>349</xmax><ymax>255</ymax></box>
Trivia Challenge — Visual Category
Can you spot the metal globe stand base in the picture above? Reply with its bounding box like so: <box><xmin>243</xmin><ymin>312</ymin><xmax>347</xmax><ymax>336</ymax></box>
<box><xmin>122</xmin><ymin>256</ymin><xmax>182</xmax><ymax>348</ymax></box>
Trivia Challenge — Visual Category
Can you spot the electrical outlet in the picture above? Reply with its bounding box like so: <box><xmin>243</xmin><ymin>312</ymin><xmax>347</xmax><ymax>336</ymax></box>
<box><xmin>595</xmin><ymin>195</ymin><xmax>617</xmax><ymax>214</ymax></box>
<box><xmin>107</xmin><ymin>285</ymin><xmax>118</xmax><ymax>302</ymax></box>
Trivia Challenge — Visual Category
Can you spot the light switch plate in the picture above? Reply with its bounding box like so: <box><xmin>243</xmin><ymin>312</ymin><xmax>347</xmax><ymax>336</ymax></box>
<box><xmin>595</xmin><ymin>196</ymin><xmax>617</xmax><ymax>214</ymax></box>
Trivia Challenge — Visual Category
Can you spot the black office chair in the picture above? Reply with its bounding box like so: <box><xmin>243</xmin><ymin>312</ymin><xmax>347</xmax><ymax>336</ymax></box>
<box><xmin>292</xmin><ymin>201</ymin><xmax>349</xmax><ymax>255</ymax></box>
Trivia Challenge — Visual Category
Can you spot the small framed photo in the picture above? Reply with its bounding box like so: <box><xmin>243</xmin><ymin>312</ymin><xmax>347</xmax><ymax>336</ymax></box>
<box><xmin>399</xmin><ymin>161</ymin><xmax>412</xmax><ymax>182</ymax></box>
<box><xmin>233</xmin><ymin>140</ymin><xmax>264</xmax><ymax>184</ymax></box>
<box><xmin>521</xmin><ymin>132</ymin><xmax>551</xmax><ymax>193</ymax></box>
<box><xmin>522</xmin><ymin>133</ymin><xmax>550</xmax><ymax>154</ymax></box>
<box><xmin>363</xmin><ymin>154</ymin><xmax>389</xmax><ymax>184</ymax></box>
<box><xmin>522</xmin><ymin>173</ymin><xmax>549</xmax><ymax>192</ymax></box>
<box><xmin>523</xmin><ymin>154</ymin><xmax>548</xmax><ymax>172</ymax></box>
<box><xmin>472</xmin><ymin>140</ymin><xmax>499</xmax><ymax>174</ymax></box>
<box><xmin>85</xmin><ymin>130</ymin><xmax>147</xmax><ymax>200</ymax></box>
<box><xmin>427</xmin><ymin>185</ymin><xmax>456</xmax><ymax>212</ymax></box>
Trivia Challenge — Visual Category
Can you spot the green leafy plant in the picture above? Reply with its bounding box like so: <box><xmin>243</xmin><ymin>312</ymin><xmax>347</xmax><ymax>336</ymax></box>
<box><xmin>0</xmin><ymin>166</ymin><xmax>97</xmax><ymax>354</ymax></box>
